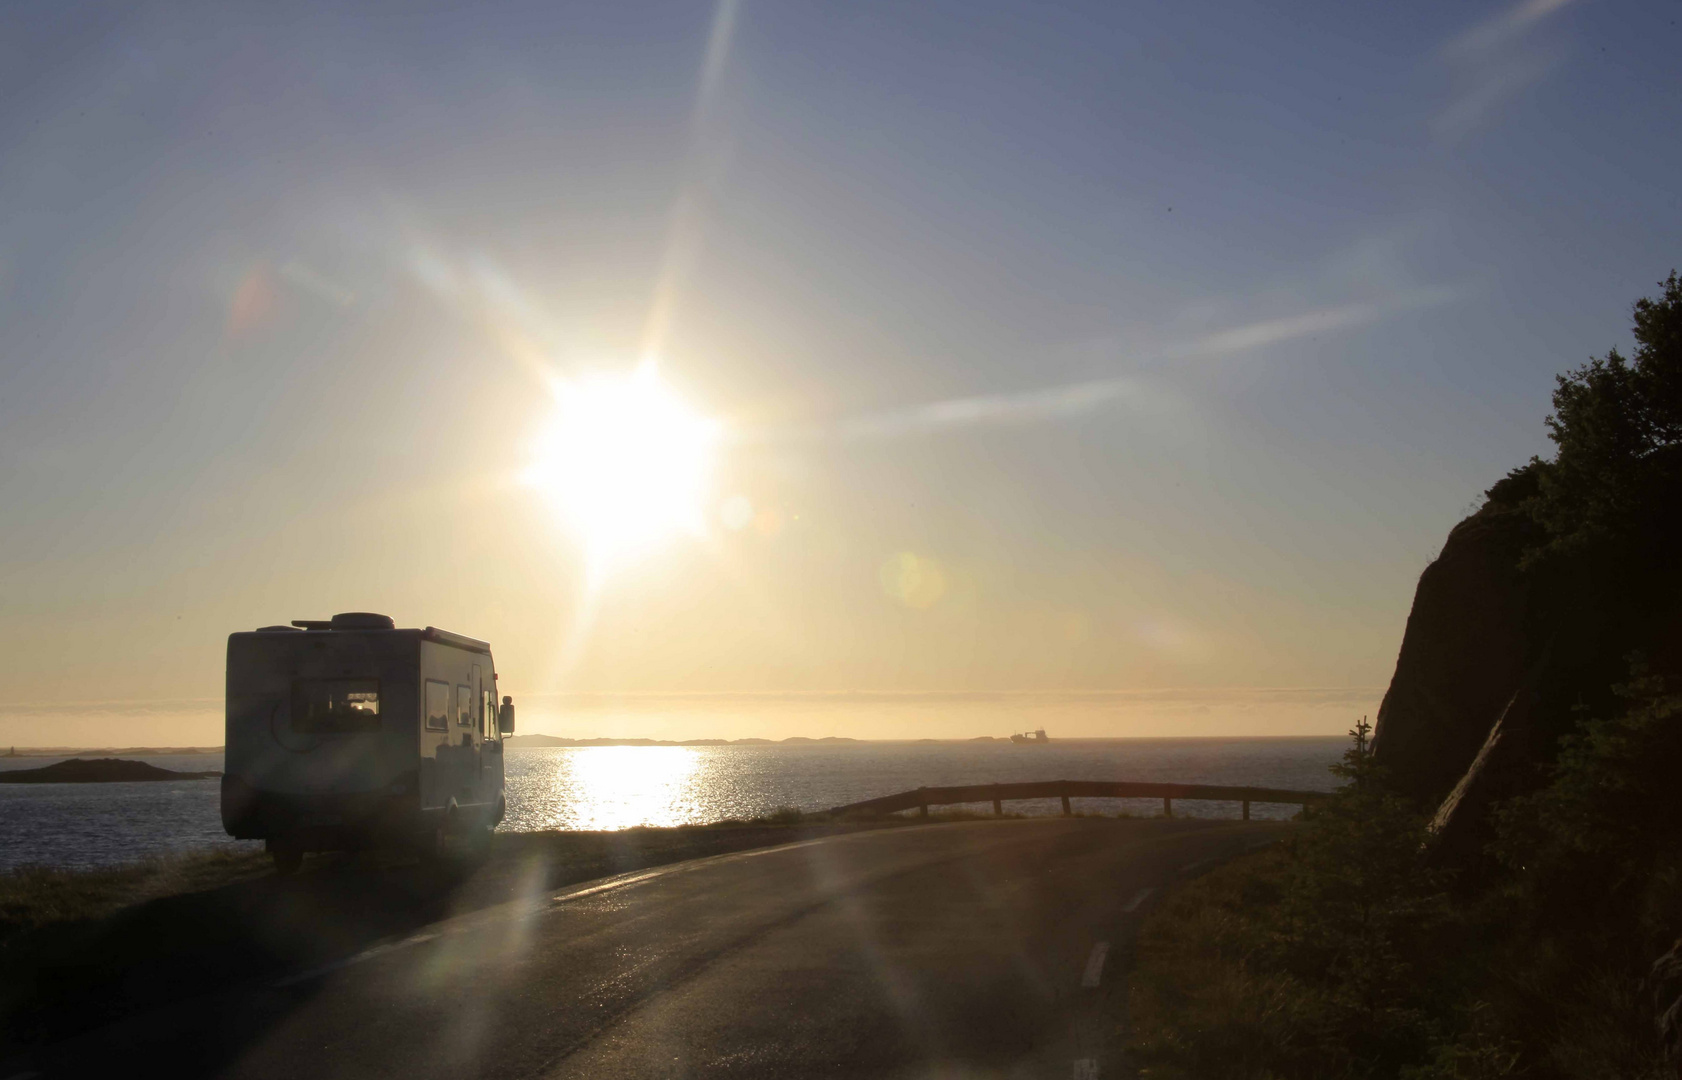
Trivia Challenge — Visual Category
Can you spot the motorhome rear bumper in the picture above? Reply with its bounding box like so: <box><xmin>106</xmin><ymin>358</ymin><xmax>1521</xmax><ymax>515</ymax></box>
<box><xmin>220</xmin><ymin>774</ymin><xmax>424</xmax><ymax>843</ymax></box>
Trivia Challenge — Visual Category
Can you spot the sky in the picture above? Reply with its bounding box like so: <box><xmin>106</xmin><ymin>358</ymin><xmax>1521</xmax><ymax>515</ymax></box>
<box><xmin>2</xmin><ymin>0</ymin><xmax>1679</xmax><ymax>745</ymax></box>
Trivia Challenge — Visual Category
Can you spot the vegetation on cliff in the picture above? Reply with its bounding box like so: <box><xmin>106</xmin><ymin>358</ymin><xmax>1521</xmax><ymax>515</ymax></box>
<box><xmin>1524</xmin><ymin>271</ymin><xmax>1682</xmax><ymax>564</ymax></box>
<box><xmin>1127</xmin><ymin>709</ymin><xmax>1677</xmax><ymax>1078</ymax></box>
<box><xmin>1126</xmin><ymin>275</ymin><xmax>1682</xmax><ymax>1078</ymax></box>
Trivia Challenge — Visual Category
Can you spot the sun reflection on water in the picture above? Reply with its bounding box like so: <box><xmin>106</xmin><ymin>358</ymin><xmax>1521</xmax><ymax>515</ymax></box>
<box><xmin>511</xmin><ymin>746</ymin><xmax>705</xmax><ymax>831</ymax></box>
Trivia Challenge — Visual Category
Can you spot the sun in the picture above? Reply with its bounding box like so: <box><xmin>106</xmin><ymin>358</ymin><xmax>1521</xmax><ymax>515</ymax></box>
<box><xmin>527</xmin><ymin>363</ymin><xmax>720</xmax><ymax>561</ymax></box>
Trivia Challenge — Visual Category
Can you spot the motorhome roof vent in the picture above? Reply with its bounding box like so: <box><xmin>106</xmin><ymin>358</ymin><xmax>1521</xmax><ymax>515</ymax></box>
<box><xmin>255</xmin><ymin>625</ymin><xmax>302</xmax><ymax>632</ymax></box>
<box><xmin>330</xmin><ymin>612</ymin><xmax>396</xmax><ymax>630</ymax></box>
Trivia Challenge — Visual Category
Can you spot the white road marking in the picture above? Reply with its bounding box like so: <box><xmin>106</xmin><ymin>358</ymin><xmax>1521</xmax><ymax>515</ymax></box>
<box><xmin>1180</xmin><ymin>857</ymin><xmax>1215</xmax><ymax>876</ymax></box>
<box><xmin>272</xmin><ymin>932</ymin><xmax>440</xmax><ymax>988</ymax></box>
<box><xmin>1072</xmin><ymin>1057</ymin><xmax>1100</xmax><ymax>1079</ymax></box>
<box><xmin>551</xmin><ymin>868</ymin><xmax>673</xmax><ymax>905</ymax></box>
<box><xmin>1080</xmin><ymin>942</ymin><xmax>1111</xmax><ymax>988</ymax></box>
<box><xmin>548</xmin><ymin>830</ymin><xmax>872</xmax><ymax>907</ymax></box>
<box><xmin>1121</xmin><ymin>887</ymin><xmax>1154</xmax><ymax>913</ymax></box>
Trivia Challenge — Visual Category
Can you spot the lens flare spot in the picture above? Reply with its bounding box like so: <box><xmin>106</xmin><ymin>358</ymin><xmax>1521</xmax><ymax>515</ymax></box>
<box><xmin>720</xmin><ymin>495</ymin><xmax>754</xmax><ymax>531</ymax></box>
<box><xmin>880</xmin><ymin>552</ymin><xmax>947</xmax><ymax>609</ymax></box>
<box><xmin>226</xmin><ymin>264</ymin><xmax>279</xmax><ymax>340</ymax></box>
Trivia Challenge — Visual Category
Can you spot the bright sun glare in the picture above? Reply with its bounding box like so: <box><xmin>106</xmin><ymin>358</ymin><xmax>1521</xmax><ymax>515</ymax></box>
<box><xmin>527</xmin><ymin>363</ymin><xmax>720</xmax><ymax>561</ymax></box>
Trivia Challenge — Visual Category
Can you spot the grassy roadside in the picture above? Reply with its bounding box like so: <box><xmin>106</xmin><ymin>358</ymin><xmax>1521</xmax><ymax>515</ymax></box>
<box><xmin>0</xmin><ymin>849</ymin><xmax>273</xmax><ymax>946</ymax></box>
<box><xmin>1117</xmin><ymin>716</ymin><xmax>1677</xmax><ymax>1080</ymax></box>
<box><xmin>1120</xmin><ymin>843</ymin><xmax>1467</xmax><ymax>1079</ymax></box>
<box><xmin>0</xmin><ymin>808</ymin><xmax>1011</xmax><ymax>1055</ymax></box>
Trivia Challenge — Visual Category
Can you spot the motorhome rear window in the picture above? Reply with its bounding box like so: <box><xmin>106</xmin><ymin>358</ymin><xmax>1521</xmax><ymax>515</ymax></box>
<box><xmin>291</xmin><ymin>679</ymin><xmax>381</xmax><ymax>733</ymax></box>
<box><xmin>425</xmin><ymin>680</ymin><xmax>449</xmax><ymax>731</ymax></box>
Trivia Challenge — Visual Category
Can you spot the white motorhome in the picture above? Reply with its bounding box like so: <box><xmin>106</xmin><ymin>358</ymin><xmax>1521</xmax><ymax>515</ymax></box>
<box><xmin>221</xmin><ymin>613</ymin><xmax>513</xmax><ymax>873</ymax></box>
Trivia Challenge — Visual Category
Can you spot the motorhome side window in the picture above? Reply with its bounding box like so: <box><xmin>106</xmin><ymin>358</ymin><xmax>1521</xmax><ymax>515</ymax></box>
<box><xmin>291</xmin><ymin>679</ymin><xmax>380</xmax><ymax>734</ymax></box>
<box><xmin>456</xmin><ymin>684</ymin><xmax>473</xmax><ymax>726</ymax></box>
<box><xmin>424</xmin><ymin>679</ymin><xmax>450</xmax><ymax>731</ymax></box>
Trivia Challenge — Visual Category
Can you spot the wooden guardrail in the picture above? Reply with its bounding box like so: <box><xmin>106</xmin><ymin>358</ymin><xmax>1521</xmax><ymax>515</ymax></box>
<box><xmin>827</xmin><ymin>779</ymin><xmax>1329</xmax><ymax>821</ymax></box>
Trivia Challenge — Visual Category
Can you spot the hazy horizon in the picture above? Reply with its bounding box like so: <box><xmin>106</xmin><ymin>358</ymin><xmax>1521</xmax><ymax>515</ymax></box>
<box><xmin>5</xmin><ymin>686</ymin><xmax>1382</xmax><ymax>747</ymax></box>
<box><xmin>3</xmin><ymin>0</ymin><xmax>1678</xmax><ymax>746</ymax></box>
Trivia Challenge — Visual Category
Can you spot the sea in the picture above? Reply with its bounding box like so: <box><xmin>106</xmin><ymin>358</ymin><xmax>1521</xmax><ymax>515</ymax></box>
<box><xmin>0</xmin><ymin>738</ymin><xmax>1346</xmax><ymax>872</ymax></box>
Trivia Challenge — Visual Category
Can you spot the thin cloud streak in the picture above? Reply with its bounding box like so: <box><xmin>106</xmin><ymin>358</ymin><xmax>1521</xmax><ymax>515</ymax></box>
<box><xmin>1176</xmin><ymin>303</ymin><xmax>1382</xmax><ymax>358</ymax></box>
<box><xmin>1433</xmin><ymin>50</ymin><xmax>1562</xmax><ymax>142</ymax></box>
<box><xmin>1433</xmin><ymin>0</ymin><xmax>1576</xmax><ymax>143</ymax></box>
<box><xmin>1441</xmin><ymin>0</ymin><xmax>1575</xmax><ymax>59</ymax></box>
<box><xmin>746</xmin><ymin>286</ymin><xmax>1460</xmax><ymax>446</ymax></box>
<box><xmin>1172</xmin><ymin>286</ymin><xmax>1457</xmax><ymax>360</ymax></box>
<box><xmin>836</xmin><ymin>379</ymin><xmax>1137</xmax><ymax>441</ymax></box>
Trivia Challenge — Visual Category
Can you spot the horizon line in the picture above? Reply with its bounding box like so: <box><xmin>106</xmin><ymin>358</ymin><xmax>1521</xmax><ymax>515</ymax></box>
<box><xmin>0</xmin><ymin>732</ymin><xmax>1354</xmax><ymax>752</ymax></box>
<box><xmin>0</xmin><ymin>686</ymin><xmax>1388</xmax><ymax>711</ymax></box>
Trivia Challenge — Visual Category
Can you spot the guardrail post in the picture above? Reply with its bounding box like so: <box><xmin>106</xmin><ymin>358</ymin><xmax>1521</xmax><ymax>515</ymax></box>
<box><xmin>1242</xmin><ymin>799</ymin><xmax>1250</xmax><ymax>821</ymax></box>
<box><xmin>1060</xmin><ymin>794</ymin><xmax>1072</xmax><ymax>816</ymax></box>
<box><xmin>992</xmin><ymin>785</ymin><xmax>1003</xmax><ymax>817</ymax></box>
<box><xmin>918</xmin><ymin>788</ymin><xmax>928</xmax><ymax>817</ymax></box>
<box><xmin>1163</xmin><ymin>796</ymin><xmax>1173</xmax><ymax>818</ymax></box>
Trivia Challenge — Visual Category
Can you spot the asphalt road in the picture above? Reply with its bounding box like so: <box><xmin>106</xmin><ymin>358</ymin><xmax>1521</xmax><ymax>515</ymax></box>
<box><xmin>29</xmin><ymin>818</ymin><xmax>1286</xmax><ymax>1079</ymax></box>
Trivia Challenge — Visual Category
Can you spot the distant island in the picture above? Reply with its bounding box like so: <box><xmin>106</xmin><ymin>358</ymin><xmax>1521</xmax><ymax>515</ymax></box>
<box><xmin>0</xmin><ymin>758</ymin><xmax>221</xmax><ymax>784</ymax></box>
<box><xmin>503</xmin><ymin>735</ymin><xmax>865</xmax><ymax>747</ymax></box>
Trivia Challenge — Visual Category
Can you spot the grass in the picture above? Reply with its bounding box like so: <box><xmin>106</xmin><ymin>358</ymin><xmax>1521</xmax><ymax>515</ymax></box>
<box><xmin>1120</xmin><ymin>845</ymin><xmax>1670</xmax><ymax>1080</ymax></box>
<box><xmin>1119</xmin><ymin>803</ymin><xmax>1672</xmax><ymax>1077</ymax></box>
<box><xmin>1122</xmin><ymin>846</ymin><xmax>1326</xmax><ymax>1080</ymax></box>
<box><xmin>0</xmin><ymin>848</ymin><xmax>272</xmax><ymax>948</ymax></box>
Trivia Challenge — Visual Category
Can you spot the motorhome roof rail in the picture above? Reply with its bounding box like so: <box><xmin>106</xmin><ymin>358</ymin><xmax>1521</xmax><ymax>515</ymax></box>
<box><xmin>422</xmin><ymin>626</ymin><xmax>492</xmax><ymax>653</ymax></box>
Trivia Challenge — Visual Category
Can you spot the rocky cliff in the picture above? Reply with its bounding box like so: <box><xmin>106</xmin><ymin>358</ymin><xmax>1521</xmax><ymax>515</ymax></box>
<box><xmin>1372</xmin><ymin>465</ymin><xmax>1680</xmax><ymax>865</ymax></box>
<box><xmin>1370</xmin><ymin>500</ymin><xmax>1536</xmax><ymax>807</ymax></box>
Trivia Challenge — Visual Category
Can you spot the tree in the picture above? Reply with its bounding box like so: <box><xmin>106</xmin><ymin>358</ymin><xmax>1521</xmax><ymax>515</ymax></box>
<box><xmin>1528</xmin><ymin>273</ymin><xmax>1682</xmax><ymax>560</ymax></box>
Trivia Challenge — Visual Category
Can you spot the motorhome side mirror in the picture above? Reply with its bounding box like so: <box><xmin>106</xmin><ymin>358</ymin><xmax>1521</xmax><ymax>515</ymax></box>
<box><xmin>498</xmin><ymin>697</ymin><xmax>515</xmax><ymax>735</ymax></box>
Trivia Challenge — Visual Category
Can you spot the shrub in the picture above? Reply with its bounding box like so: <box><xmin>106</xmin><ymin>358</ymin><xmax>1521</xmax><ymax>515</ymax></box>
<box><xmin>1127</xmin><ymin>720</ymin><xmax>1454</xmax><ymax>1079</ymax></box>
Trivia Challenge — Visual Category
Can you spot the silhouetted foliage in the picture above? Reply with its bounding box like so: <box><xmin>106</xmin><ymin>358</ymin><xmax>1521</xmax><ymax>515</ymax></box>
<box><xmin>1127</xmin><ymin>706</ymin><xmax>1676</xmax><ymax>1078</ymax></box>
<box><xmin>1276</xmin><ymin>720</ymin><xmax>1454</xmax><ymax>1063</ymax></box>
<box><xmin>1494</xmin><ymin>667</ymin><xmax>1682</xmax><ymax>903</ymax></box>
<box><xmin>1128</xmin><ymin>722</ymin><xmax>1458</xmax><ymax>1079</ymax></box>
<box><xmin>1517</xmin><ymin>272</ymin><xmax>1682</xmax><ymax>565</ymax></box>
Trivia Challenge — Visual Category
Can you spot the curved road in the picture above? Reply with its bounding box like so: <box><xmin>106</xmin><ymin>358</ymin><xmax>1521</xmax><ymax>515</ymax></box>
<box><xmin>36</xmin><ymin>818</ymin><xmax>1285</xmax><ymax>1079</ymax></box>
